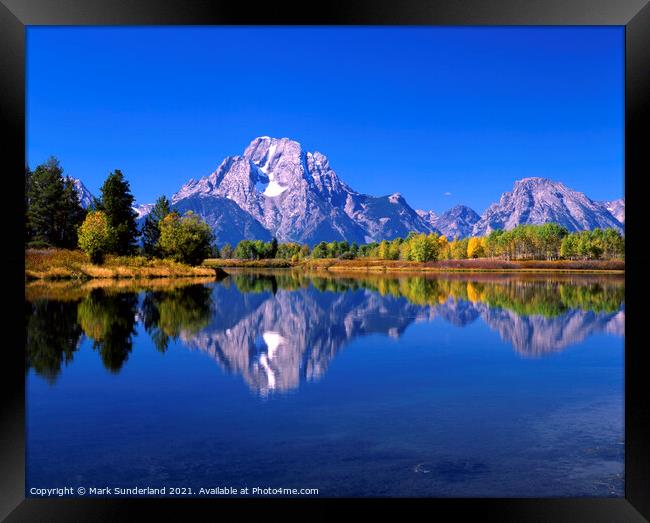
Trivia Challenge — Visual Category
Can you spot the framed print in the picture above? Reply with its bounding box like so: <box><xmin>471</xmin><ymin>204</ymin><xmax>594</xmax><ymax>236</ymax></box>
<box><xmin>2</xmin><ymin>0</ymin><xmax>649</xmax><ymax>520</ymax></box>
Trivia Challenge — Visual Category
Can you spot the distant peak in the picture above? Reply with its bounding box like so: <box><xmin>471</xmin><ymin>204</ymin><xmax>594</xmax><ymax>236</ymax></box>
<box><xmin>247</xmin><ymin>136</ymin><xmax>302</xmax><ymax>148</ymax></box>
<box><xmin>514</xmin><ymin>177</ymin><xmax>562</xmax><ymax>187</ymax></box>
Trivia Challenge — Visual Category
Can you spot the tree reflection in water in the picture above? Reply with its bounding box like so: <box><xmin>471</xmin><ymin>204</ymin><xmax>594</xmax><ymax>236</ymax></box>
<box><xmin>25</xmin><ymin>273</ymin><xmax>624</xmax><ymax>392</ymax></box>
<box><xmin>77</xmin><ymin>289</ymin><xmax>138</xmax><ymax>373</ymax></box>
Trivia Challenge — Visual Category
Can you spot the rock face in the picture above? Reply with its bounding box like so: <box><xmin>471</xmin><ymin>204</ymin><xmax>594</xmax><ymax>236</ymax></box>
<box><xmin>601</xmin><ymin>199</ymin><xmax>625</xmax><ymax>224</ymax></box>
<box><xmin>70</xmin><ymin>178</ymin><xmax>95</xmax><ymax>209</ymax></box>
<box><xmin>428</xmin><ymin>205</ymin><xmax>481</xmax><ymax>240</ymax></box>
<box><xmin>75</xmin><ymin>140</ymin><xmax>625</xmax><ymax>243</ymax></box>
<box><xmin>171</xmin><ymin>137</ymin><xmax>436</xmax><ymax>245</ymax></box>
<box><xmin>472</xmin><ymin>177</ymin><xmax>624</xmax><ymax>236</ymax></box>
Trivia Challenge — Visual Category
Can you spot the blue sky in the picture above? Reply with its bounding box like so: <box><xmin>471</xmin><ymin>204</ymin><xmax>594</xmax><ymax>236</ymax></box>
<box><xmin>27</xmin><ymin>26</ymin><xmax>624</xmax><ymax>213</ymax></box>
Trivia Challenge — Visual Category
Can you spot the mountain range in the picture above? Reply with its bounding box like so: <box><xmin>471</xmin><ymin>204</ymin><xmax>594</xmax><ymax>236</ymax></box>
<box><xmin>181</xmin><ymin>281</ymin><xmax>624</xmax><ymax>394</ymax></box>
<box><xmin>72</xmin><ymin>136</ymin><xmax>624</xmax><ymax>245</ymax></box>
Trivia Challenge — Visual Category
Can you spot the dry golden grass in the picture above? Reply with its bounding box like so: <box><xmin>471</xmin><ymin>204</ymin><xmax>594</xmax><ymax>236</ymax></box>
<box><xmin>203</xmin><ymin>256</ymin><xmax>624</xmax><ymax>273</ymax></box>
<box><xmin>26</xmin><ymin>277</ymin><xmax>217</xmax><ymax>302</ymax></box>
<box><xmin>25</xmin><ymin>249</ymin><xmax>216</xmax><ymax>280</ymax></box>
<box><xmin>301</xmin><ymin>257</ymin><xmax>624</xmax><ymax>273</ymax></box>
<box><xmin>203</xmin><ymin>258</ymin><xmax>294</xmax><ymax>268</ymax></box>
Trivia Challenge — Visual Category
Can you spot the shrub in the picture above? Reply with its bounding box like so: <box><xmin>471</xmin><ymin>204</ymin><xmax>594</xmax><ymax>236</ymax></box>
<box><xmin>77</xmin><ymin>211</ymin><xmax>115</xmax><ymax>264</ymax></box>
<box><xmin>158</xmin><ymin>211</ymin><xmax>215</xmax><ymax>266</ymax></box>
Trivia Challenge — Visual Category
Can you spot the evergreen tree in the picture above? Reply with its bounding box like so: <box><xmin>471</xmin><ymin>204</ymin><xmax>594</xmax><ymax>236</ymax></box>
<box><xmin>25</xmin><ymin>165</ymin><xmax>32</xmax><ymax>243</ymax></box>
<box><xmin>141</xmin><ymin>196</ymin><xmax>171</xmax><ymax>257</ymax></box>
<box><xmin>26</xmin><ymin>157</ymin><xmax>66</xmax><ymax>246</ymax></box>
<box><xmin>97</xmin><ymin>170</ymin><xmax>138</xmax><ymax>254</ymax></box>
<box><xmin>59</xmin><ymin>178</ymin><xmax>87</xmax><ymax>248</ymax></box>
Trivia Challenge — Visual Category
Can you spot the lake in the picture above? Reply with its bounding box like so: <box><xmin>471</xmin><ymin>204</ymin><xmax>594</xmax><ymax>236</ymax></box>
<box><xmin>25</xmin><ymin>271</ymin><xmax>624</xmax><ymax>497</ymax></box>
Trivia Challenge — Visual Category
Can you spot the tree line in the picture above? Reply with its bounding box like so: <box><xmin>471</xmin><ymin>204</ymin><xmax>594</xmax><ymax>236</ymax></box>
<box><xmin>221</xmin><ymin>223</ymin><xmax>623</xmax><ymax>262</ymax></box>
<box><xmin>26</xmin><ymin>157</ymin><xmax>624</xmax><ymax>265</ymax></box>
<box><xmin>25</xmin><ymin>157</ymin><xmax>214</xmax><ymax>265</ymax></box>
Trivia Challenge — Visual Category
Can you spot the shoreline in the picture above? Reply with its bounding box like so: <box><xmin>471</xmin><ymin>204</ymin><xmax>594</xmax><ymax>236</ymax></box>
<box><xmin>205</xmin><ymin>258</ymin><xmax>625</xmax><ymax>274</ymax></box>
<box><xmin>25</xmin><ymin>249</ymin><xmax>625</xmax><ymax>281</ymax></box>
<box><xmin>25</xmin><ymin>249</ymin><xmax>218</xmax><ymax>281</ymax></box>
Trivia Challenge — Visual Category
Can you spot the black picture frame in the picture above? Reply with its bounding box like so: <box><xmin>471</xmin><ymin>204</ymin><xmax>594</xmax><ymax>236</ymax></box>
<box><xmin>2</xmin><ymin>1</ymin><xmax>648</xmax><ymax>520</ymax></box>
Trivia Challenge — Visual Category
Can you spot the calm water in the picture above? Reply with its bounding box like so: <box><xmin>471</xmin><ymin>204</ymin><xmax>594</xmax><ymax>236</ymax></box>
<box><xmin>26</xmin><ymin>271</ymin><xmax>624</xmax><ymax>497</ymax></box>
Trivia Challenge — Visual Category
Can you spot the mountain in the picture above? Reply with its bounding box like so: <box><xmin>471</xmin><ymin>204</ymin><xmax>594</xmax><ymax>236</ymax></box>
<box><xmin>133</xmin><ymin>203</ymin><xmax>154</xmax><ymax>220</ymax></box>
<box><xmin>171</xmin><ymin>137</ymin><xmax>436</xmax><ymax>245</ymax></box>
<box><xmin>70</xmin><ymin>178</ymin><xmax>94</xmax><ymax>208</ymax></box>
<box><xmin>71</xmin><ymin>180</ymin><xmax>155</xmax><ymax>228</ymax></box>
<box><xmin>178</xmin><ymin>278</ymin><xmax>624</xmax><ymax>394</ymax></box>
<box><xmin>472</xmin><ymin>177</ymin><xmax>624</xmax><ymax>236</ymax></box>
<box><xmin>73</xmin><ymin>140</ymin><xmax>625</xmax><ymax>244</ymax></box>
<box><xmin>174</xmin><ymin>195</ymin><xmax>272</xmax><ymax>245</ymax></box>
<box><xmin>422</xmin><ymin>205</ymin><xmax>481</xmax><ymax>240</ymax></box>
<box><xmin>601</xmin><ymin>199</ymin><xmax>625</xmax><ymax>224</ymax></box>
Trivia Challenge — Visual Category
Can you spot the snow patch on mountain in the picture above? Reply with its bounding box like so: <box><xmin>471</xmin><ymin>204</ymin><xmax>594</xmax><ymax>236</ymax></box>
<box><xmin>133</xmin><ymin>203</ymin><xmax>154</xmax><ymax>219</ymax></box>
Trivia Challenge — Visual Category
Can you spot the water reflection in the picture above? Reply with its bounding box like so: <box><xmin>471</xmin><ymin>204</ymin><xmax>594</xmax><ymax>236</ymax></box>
<box><xmin>25</xmin><ymin>272</ymin><xmax>624</xmax><ymax>392</ymax></box>
<box><xmin>141</xmin><ymin>285</ymin><xmax>213</xmax><ymax>352</ymax></box>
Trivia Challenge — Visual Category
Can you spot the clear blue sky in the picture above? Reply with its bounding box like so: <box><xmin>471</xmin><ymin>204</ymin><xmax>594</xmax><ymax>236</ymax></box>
<box><xmin>27</xmin><ymin>26</ymin><xmax>624</xmax><ymax>213</ymax></box>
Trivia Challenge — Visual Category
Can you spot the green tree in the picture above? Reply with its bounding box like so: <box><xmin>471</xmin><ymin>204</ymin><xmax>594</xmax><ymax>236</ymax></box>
<box><xmin>220</xmin><ymin>243</ymin><xmax>234</xmax><ymax>259</ymax></box>
<box><xmin>158</xmin><ymin>211</ymin><xmax>215</xmax><ymax>265</ymax></box>
<box><xmin>270</xmin><ymin>237</ymin><xmax>279</xmax><ymax>258</ymax></box>
<box><xmin>312</xmin><ymin>241</ymin><xmax>329</xmax><ymax>259</ymax></box>
<box><xmin>141</xmin><ymin>196</ymin><xmax>171</xmax><ymax>257</ymax></box>
<box><xmin>234</xmin><ymin>240</ymin><xmax>255</xmax><ymax>259</ymax></box>
<box><xmin>59</xmin><ymin>177</ymin><xmax>87</xmax><ymax>248</ymax></box>
<box><xmin>26</xmin><ymin>157</ymin><xmax>66</xmax><ymax>246</ymax></box>
<box><xmin>25</xmin><ymin>166</ymin><xmax>32</xmax><ymax>242</ymax></box>
<box><xmin>97</xmin><ymin>170</ymin><xmax>138</xmax><ymax>254</ymax></box>
<box><xmin>277</xmin><ymin>242</ymin><xmax>302</xmax><ymax>260</ymax></box>
<box><xmin>77</xmin><ymin>211</ymin><xmax>115</xmax><ymax>264</ymax></box>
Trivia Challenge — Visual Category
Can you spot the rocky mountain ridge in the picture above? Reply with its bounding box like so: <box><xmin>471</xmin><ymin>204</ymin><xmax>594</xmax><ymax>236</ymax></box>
<box><xmin>73</xmin><ymin>137</ymin><xmax>625</xmax><ymax>244</ymax></box>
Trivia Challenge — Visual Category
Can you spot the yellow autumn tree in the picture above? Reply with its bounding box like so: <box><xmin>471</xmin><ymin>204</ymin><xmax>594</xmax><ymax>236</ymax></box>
<box><xmin>467</xmin><ymin>236</ymin><xmax>486</xmax><ymax>259</ymax></box>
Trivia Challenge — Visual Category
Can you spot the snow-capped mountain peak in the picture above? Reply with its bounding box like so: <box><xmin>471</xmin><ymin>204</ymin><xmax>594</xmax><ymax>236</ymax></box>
<box><xmin>72</xmin><ymin>140</ymin><xmax>625</xmax><ymax>246</ymax></box>
<box><xmin>171</xmin><ymin>136</ymin><xmax>432</xmax><ymax>245</ymax></box>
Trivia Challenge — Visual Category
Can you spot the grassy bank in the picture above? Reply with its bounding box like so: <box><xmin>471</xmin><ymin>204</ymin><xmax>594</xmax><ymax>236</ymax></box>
<box><xmin>206</xmin><ymin>257</ymin><xmax>624</xmax><ymax>273</ymax></box>
<box><xmin>26</xmin><ymin>276</ymin><xmax>217</xmax><ymax>301</ymax></box>
<box><xmin>26</xmin><ymin>249</ymin><xmax>217</xmax><ymax>280</ymax></box>
<box><xmin>203</xmin><ymin>258</ymin><xmax>294</xmax><ymax>268</ymax></box>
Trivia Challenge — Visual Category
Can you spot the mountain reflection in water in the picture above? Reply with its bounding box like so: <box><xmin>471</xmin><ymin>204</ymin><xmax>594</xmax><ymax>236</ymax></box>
<box><xmin>26</xmin><ymin>272</ymin><xmax>624</xmax><ymax>394</ymax></box>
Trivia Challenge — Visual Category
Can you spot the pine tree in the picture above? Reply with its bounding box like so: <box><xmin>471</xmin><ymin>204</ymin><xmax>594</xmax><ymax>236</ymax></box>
<box><xmin>141</xmin><ymin>196</ymin><xmax>171</xmax><ymax>257</ymax></box>
<box><xmin>97</xmin><ymin>170</ymin><xmax>138</xmax><ymax>255</ymax></box>
<box><xmin>58</xmin><ymin>178</ymin><xmax>87</xmax><ymax>248</ymax></box>
<box><xmin>25</xmin><ymin>165</ymin><xmax>32</xmax><ymax>243</ymax></box>
<box><xmin>26</xmin><ymin>157</ymin><xmax>66</xmax><ymax>246</ymax></box>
